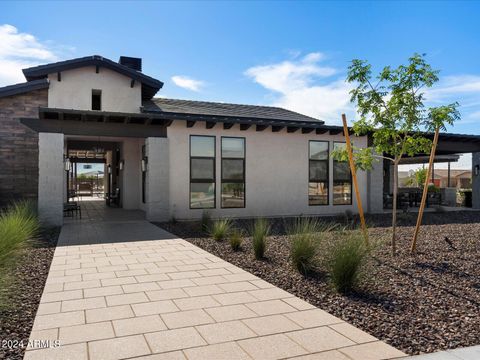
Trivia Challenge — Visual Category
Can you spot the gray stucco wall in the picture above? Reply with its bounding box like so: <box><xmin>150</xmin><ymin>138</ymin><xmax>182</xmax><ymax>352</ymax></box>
<box><xmin>38</xmin><ymin>132</ymin><xmax>64</xmax><ymax>226</ymax></box>
<box><xmin>145</xmin><ymin>137</ymin><xmax>170</xmax><ymax>221</ymax></box>
<box><xmin>473</xmin><ymin>152</ymin><xmax>480</xmax><ymax>209</ymax></box>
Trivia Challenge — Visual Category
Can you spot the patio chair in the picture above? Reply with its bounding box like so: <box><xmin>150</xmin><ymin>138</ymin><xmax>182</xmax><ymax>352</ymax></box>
<box><xmin>63</xmin><ymin>202</ymin><xmax>82</xmax><ymax>218</ymax></box>
<box><xmin>106</xmin><ymin>188</ymin><xmax>121</xmax><ymax>207</ymax></box>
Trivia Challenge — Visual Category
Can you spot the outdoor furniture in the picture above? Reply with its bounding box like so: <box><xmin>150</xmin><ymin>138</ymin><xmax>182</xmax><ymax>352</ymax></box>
<box><xmin>63</xmin><ymin>202</ymin><xmax>82</xmax><ymax>218</ymax></box>
<box><xmin>106</xmin><ymin>188</ymin><xmax>121</xmax><ymax>207</ymax></box>
<box><xmin>426</xmin><ymin>192</ymin><xmax>442</xmax><ymax>207</ymax></box>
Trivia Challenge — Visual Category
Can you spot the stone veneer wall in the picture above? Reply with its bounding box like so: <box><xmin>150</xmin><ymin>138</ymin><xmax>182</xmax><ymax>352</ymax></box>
<box><xmin>0</xmin><ymin>89</ymin><xmax>47</xmax><ymax>207</ymax></box>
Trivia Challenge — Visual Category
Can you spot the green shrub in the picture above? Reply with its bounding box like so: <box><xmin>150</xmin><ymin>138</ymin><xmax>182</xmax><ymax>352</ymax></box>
<box><xmin>288</xmin><ymin>217</ymin><xmax>325</xmax><ymax>276</ymax></box>
<box><xmin>252</xmin><ymin>218</ymin><xmax>270</xmax><ymax>259</ymax></box>
<box><xmin>210</xmin><ymin>218</ymin><xmax>232</xmax><ymax>241</ymax></box>
<box><xmin>229</xmin><ymin>228</ymin><xmax>243</xmax><ymax>251</ymax></box>
<box><xmin>0</xmin><ymin>200</ymin><xmax>39</xmax><ymax>270</ymax></box>
<box><xmin>327</xmin><ymin>231</ymin><xmax>367</xmax><ymax>294</ymax></box>
<box><xmin>201</xmin><ymin>211</ymin><xmax>211</xmax><ymax>233</ymax></box>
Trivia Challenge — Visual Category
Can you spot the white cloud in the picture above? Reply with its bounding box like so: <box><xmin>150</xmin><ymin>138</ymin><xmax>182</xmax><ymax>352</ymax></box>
<box><xmin>171</xmin><ymin>75</ymin><xmax>205</xmax><ymax>92</ymax></box>
<box><xmin>0</xmin><ymin>24</ymin><xmax>61</xmax><ymax>86</ymax></box>
<box><xmin>245</xmin><ymin>52</ymin><xmax>352</xmax><ymax>123</ymax></box>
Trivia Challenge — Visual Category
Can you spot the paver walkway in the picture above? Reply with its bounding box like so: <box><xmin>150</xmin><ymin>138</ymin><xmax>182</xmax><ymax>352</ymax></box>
<box><xmin>25</xmin><ymin>201</ymin><xmax>405</xmax><ymax>360</ymax></box>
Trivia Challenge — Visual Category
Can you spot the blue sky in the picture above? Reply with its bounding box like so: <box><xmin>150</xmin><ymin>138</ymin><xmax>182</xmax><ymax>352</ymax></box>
<box><xmin>0</xmin><ymin>1</ymin><xmax>479</xmax><ymax>146</ymax></box>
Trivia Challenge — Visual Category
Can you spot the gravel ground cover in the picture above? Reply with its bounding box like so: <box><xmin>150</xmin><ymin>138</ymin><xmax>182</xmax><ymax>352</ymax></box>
<box><xmin>0</xmin><ymin>227</ymin><xmax>59</xmax><ymax>360</ymax></box>
<box><xmin>158</xmin><ymin>211</ymin><xmax>480</xmax><ymax>356</ymax></box>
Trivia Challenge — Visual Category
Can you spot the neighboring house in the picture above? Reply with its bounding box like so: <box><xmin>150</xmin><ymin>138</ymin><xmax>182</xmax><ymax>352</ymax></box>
<box><xmin>434</xmin><ymin>169</ymin><xmax>472</xmax><ymax>189</ymax></box>
<box><xmin>0</xmin><ymin>55</ymin><xmax>479</xmax><ymax>225</ymax></box>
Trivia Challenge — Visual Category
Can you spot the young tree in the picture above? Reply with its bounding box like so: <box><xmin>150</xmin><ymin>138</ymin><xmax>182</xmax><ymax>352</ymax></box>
<box><xmin>335</xmin><ymin>54</ymin><xmax>459</xmax><ymax>255</ymax></box>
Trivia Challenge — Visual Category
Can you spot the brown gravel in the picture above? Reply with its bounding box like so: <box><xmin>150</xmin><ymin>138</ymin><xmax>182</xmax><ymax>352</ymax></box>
<box><xmin>157</xmin><ymin>211</ymin><xmax>480</xmax><ymax>356</ymax></box>
<box><xmin>0</xmin><ymin>227</ymin><xmax>59</xmax><ymax>360</ymax></box>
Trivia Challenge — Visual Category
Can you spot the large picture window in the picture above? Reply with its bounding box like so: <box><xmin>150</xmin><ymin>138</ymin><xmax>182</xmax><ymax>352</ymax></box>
<box><xmin>333</xmin><ymin>142</ymin><xmax>352</xmax><ymax>205</ymax></box>
<box><xmin>221</xmin><ymin>137</ymin><xmax>245</xmax><ymax>208</ymax></box>
<box><xmin>309</xmin><ymin>141</ymin><xmax>329</xmax><ymax>205</ymax></box>
<box><xmin>190</xmin><ymin>136</ymin><xmax>215</xmax><ymax>209</ymax></box>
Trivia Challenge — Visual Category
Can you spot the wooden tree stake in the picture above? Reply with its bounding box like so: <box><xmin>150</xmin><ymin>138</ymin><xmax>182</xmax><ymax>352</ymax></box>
<box><xmin>410</xmin><ymin>127</ymin><xmax>440</xmax><ymax>253</ymax></box>
<box><xmin>342</xmin><ymin>114</ymin><xmax>369</xmax><ymax>246</ymax></box>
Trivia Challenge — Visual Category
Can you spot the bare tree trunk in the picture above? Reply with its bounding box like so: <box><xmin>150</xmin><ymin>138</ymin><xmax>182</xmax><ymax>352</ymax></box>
<box><xmin>391</xmin><ymin>162</ymin><xmax>398</xmax><ymax>256</ymax></box>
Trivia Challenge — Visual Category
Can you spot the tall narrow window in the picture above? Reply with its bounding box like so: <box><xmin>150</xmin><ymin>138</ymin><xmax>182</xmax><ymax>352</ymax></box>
<box><xmin>92</xmin><ymin>89</ymin><xmax>102</xmax><ymax>110</ymax></box>
<box><xmin>221</xmin><ymin>137</ymin><xmax>245</xmax><ymax>208</ymax></box>
<box><xmin>333</xmin><ymin>142</ymin><xmax>352</xmax><ymax>205</ymax></box>
<box><xmin>309</xmin><ymin>141</ymin><xmax>329</xmax><ymax>205</ymax></box>
<box><xmin>190</xmin><ymin>136</ymin><xmax>215</xmax><ymax>209</ymax></box>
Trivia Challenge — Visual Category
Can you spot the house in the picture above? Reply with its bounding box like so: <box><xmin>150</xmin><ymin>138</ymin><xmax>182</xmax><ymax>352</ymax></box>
<box><xmin>0</xmin><ymin>55</ymin><xmax>479</xmax><ymax>226</ymax></box>
<box><xmin>434</xmin><ymin>169</ymin><xmax>471</xmax><ymax>189</ymax></box>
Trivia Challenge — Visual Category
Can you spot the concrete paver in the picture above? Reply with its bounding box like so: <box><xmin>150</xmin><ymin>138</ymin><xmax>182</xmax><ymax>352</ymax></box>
<box><xmin>26</xmin><ymin>200</ymin><xmax>406</xmax><ymax>359</ymax></box>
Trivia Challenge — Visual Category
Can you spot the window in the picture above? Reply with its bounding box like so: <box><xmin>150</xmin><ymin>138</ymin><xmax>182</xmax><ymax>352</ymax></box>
<box><xmin>333</xmin><ymin>142</ymin><xmax>352</xmax><ymax>205</ymax></box>
<box><xmin>221</xmin><ymin>137</ymin><xmax>245</xmax><ymax>208</ymax></box>
<box><xmin>190</xmin><ymin>136</ymin><xmax>215</xmax><ymax>209</ymax></box>
<box><xmin>309</xmin><ymin>141</ymin><xmax>329</xmax><ymax>205</ymax></box>
<box><xmin>92</xmin><ymin>89</ymin><xmax>102</xmax><ymax>111</ymax></box>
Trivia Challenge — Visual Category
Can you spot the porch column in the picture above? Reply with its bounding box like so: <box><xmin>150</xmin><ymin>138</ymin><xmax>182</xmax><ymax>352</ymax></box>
<box><xmin>367</xmin><ymin>155</ymin><xmax>384</xmax><ymax>213</ymax></box>
<box><xmin>38</xmin><ymin>132</ymin><xmax>64</xmax><ymax>226</ymax></box>
<box><xmin>145</xmin><ymin>137</ymin><xmax>170</xmax><ymax>221</ymax></box>
<box><xmin>473</xmin><ymin>152</ymin><xmax>480</xmax><ymax>209</ymax></box>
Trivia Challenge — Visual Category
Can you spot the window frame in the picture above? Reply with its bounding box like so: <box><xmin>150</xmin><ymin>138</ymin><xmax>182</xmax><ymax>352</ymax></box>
<box><xmin>308</xmin><ymin>140</ymin><xmax>329</xmax><ymax>206</ymax></box>
<box><xmin>91</xmin><ymin>89</ymin><xmax>102</xmax><ymax>111</ymax></box>
<box><xmin>332</xmin><ymin>141</ymin><xmax>353</xmax><ymax>206</ymax></box>
<box><xmin>189</xmin><ymin>135</ymin><xmax>216</xmax><ymax>209</ymax></box>
<box><xmin>221</xmin><ymin>136</ymin><xmax>246</xmax><ymax>209</ymax></box>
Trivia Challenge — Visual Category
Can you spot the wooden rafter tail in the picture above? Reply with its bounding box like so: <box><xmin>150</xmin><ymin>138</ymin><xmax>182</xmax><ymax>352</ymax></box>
<box><xmin>410</xmin><ymin>127</ymin><xmax>440</xmax><ymax>253</ymax></box>
<box><xmin>342</xmin><ymin>114</ymin><xmax>369</xmax><ymax>246</ymax></box>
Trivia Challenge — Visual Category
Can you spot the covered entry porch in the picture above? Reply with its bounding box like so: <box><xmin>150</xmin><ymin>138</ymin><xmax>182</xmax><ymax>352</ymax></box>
<box><xmin>371</xmin><ymin>132</ymin><xmax>480</xmax><ymax>213</ymax></box>
<box><xmin>27</xmin><ymin>107</ymin><xmax>172</xmax><ymax>226</ymax></box>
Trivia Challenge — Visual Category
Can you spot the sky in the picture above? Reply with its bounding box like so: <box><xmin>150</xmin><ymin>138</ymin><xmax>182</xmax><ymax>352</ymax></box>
<box><xmin>1</xmin><ymin>0</ymin><xmax>479</xmax><ymax>171</ymax></box>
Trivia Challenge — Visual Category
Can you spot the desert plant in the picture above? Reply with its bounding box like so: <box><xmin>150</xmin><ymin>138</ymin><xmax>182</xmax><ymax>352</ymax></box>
<box><xmin>201</xmin><ymin>211</ymin><xmax>211</xmax><ymax>233</ymax></box>
<box><xmin>210</xmin><ymin>218</ymin><xmax>232</xmax><ymax>241</ymax></box>
<box><xmin>252</xmin><ymin>218</ymin><xmax>270</xmax><ymax>259</ymax></box>
<box><xmin>0</xmin><ymin>200</ymin><xmax>39</xmax><ymax>270</ymax></box>
<box><xmin>327</xmin><ymin>231</ymin><xmax>367</xmax><ymax>294</ymax></box>
<box><xmin>229</xmin><ymin>228</ymin><xmax>243</xmax><ymax>251</ymax></box>
<box><xmin>288</xmin><ymin>217</ymin><xmax>324</xmax><ymax>275</ymax></box>
<box><xmin>288</xmin><ymin>218</ymin><xmax>336</xmax><ymax>275</ymax></box>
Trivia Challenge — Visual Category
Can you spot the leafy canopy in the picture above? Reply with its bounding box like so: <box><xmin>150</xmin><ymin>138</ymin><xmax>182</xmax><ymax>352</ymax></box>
<box><xmin>335</xmin><ymin>53</ymin><xmax>460</xmax><ymax>166</ymax></box>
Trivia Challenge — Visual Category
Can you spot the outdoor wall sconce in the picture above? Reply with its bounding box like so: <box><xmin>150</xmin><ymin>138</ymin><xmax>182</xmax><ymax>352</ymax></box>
<box><xmin>475</xmin><ymin>165</ymin><xmax>479</xmax><ymax>176</ymax></box>
<box><xmin>119</xmin><ymin>160</ymin><xmax>125</xmax><ymax>171</ymax></box>
<box><xmin>64</xmin><ymin>157</ymin><xmax>71</xmax><ymax>172</ymax></box>
<box><xmin>141</xmin><ymin>157</ymin><xmax>148</xmax><ymax>172</ymax></box>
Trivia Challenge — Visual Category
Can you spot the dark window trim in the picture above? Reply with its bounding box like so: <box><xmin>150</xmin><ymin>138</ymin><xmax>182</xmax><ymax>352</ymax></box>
<box><xmin>308</xmin><ymin>140</ymin><xmax>329</xmax><ymax>206</ymax></box>
<box><xmin>333</xmin><ymin>141</ymin><xmax>353</xmax><ymax>206</ymax></box>
<box><xmin>189</xmin><ymin>135</ymin><xmax>216</xmax><ymax>209</ymax></box>
<box><xmin>221</xmin><ymin>136</ymin><xmax>246</xmax><ymax>209</ymax></box>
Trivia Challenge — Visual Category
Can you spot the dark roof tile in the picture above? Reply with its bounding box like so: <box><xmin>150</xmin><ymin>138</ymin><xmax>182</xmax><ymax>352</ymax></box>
<box><xmin>143</xmin><ymin>98</ymin><xmax>324</xmax><ymax>124</ymax></box>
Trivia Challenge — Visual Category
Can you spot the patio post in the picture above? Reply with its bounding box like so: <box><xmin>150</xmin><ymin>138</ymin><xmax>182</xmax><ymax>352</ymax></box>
<box><xmin>473</xmin><ymin>152</ymin><xmax>480</xmax><ymax>209</ymax></box>
<box><xmin>145</xmin><ymin>137</ymin><xmax>170</xmax><ymax>221</ymax></box>
<box><xmin>38</xmin><ymin>132</ymin><xmax>64</xmax><ymax>226</ymax></box>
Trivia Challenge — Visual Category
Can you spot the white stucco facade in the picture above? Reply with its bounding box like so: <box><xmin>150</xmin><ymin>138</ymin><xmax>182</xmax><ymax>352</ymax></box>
<box><xmin>47</xmin><ymin>66</ymin><xmax>142</xmax><ymax>113</ymax></box>
<box><xmin>38</xmin><ymin>132</ymin><xmax>65</xmax><ymax>226</ymax></box>
<box><xmin>145</xmin><ymin>137</ymin><xmax>170</xmax><ymax>221</ymax></box>
<box><xmin>166</xmin><ymin>121</ymin><xmax>369</xmax><ymax>220</ymax></box>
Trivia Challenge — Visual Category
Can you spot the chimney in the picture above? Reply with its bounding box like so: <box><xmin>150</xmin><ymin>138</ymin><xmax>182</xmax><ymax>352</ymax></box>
<box><xmin>119</xmin><ymin>56</ymin><xmax>142</xmax><ymax>72</ymax></box>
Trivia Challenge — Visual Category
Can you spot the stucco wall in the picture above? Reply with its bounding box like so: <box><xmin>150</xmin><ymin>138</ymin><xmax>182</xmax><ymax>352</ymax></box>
<box><xmin>38</xmin><ymin>132</ymin><xmax>64</xmax><ymax>226</ymax></box>
<box><xmin>48</xmin><ymin>66</ymin><xmax>142</xmax><ymax>113</ymax></box>
<box><xmin>145</xmin><ymin>137</ymin><xmax>169</xmax><ymax>221</ymax></box>
<box><xmin>167</xmin><ymin>121</ymin><xmax>368</xmax><ymax>220</ymax></box>
<box><xmin>121</xmin><ymin>138</ymin><xmax>143</xmax><ymax>209</ymax></box>
<box><xmin>473</xmin><ymin>152</ymin><xmax>480</xmax><ymax>209</ymax></box>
